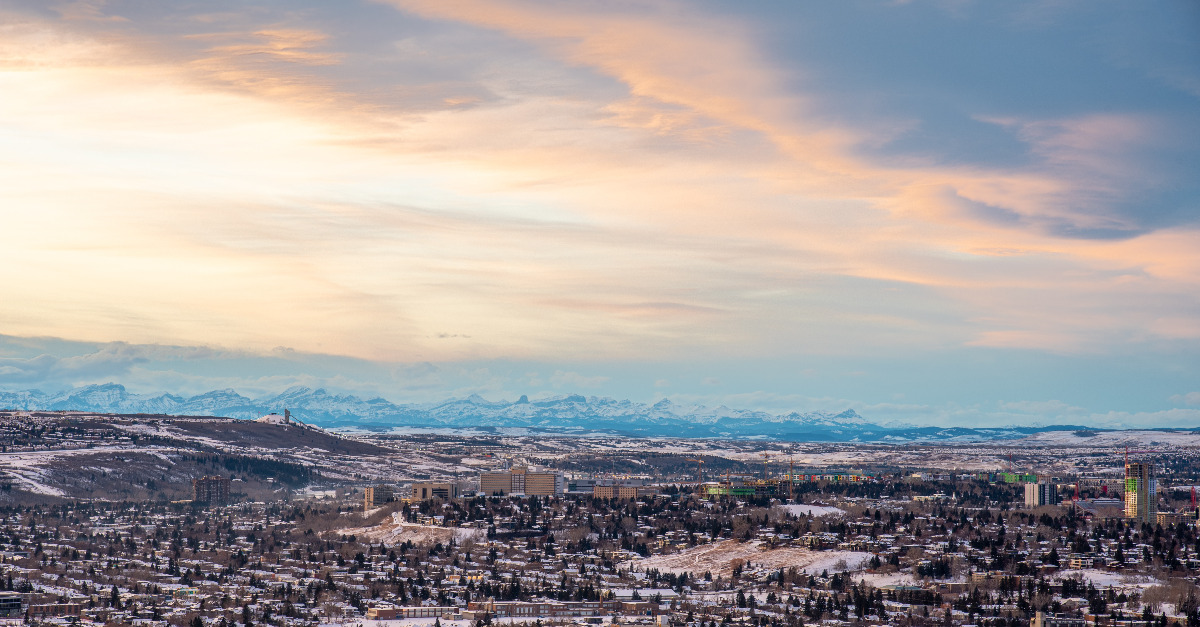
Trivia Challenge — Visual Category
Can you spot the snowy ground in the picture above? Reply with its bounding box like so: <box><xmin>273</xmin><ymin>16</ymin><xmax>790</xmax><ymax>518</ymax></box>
<box><xmin>853</xmin><ymin>572</ymin><xmax>927</xmax><ymax>588</ymax></box>
<box><xmin>116</xmin><ymin>422</ymin><xmax>230</xmax><ymax>449</ymax></box>
<box><xmin>1017</xmin><ymin>430</ymin><xmax>1200</xmax><ymax>448</ymax></box>
<box><xmin>778</xmin><ymin>504</ymin><xmax>845</xmax><ymax>518</ymax></box>
<box><xmin>1053</xmin><ymin>569</ymin><xmax>1162</xmax><ymax>589</ymax></box>
<box><xmin>0</xmin><ymin>448</ymin><xmax>147</xmax><ymax>496</ymax></box>
<box><xmin>296</xmin><ymin>487</ymin><xmax>339</xmax><ymax>498</ymax></box>
<box><xmin>623</xmin><ymin>539</ymin><xmax>871</xmax><ymax>577</ymax></box>
<box><xmin>357</xmin><ymin>619</ymin><xmax>580</xmax><ymax>627</ymax></box>
<box><xmin>342</xmin><ymin>512</ymin><xmax>484</xmax><ymax>546</ymax></box>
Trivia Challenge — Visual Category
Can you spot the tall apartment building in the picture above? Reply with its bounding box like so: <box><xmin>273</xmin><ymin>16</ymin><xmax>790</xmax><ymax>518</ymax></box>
<box><xmin>192</xmin><ymin>475</ymin><xmax>231</xmax><ymax>504</ymax></box>
<box><xmin>1125</xmin><ymin>461</ymin><xmax>1157</xmax><ymax>522</ymax></box>
<box><xmin>479</xmin><ymin>467</ymin><xmax>564</xmax><ymax>496</ymax></box>
<box><xmin>1024</xmin><ymin>481</ymin><xmax>1057</xmax><ymax>507</ymax></box>
<box><xmin>364</xmin><ymin>485</ymin><xmax>394</xmax><ymax>510</ymax></box>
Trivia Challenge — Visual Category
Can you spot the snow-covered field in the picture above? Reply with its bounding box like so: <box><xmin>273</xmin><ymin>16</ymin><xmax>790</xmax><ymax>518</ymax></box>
<box><xmin>116</xmin><ymin>422</ymin><xmax>230</xmax><ymax>449</ymax></box>
<box><xmin>360</xmin><ymin>618</ymin><xmax>551</xmax><ymax>627</ymax></box>
<box><xmin>343</xmin><ymin>512</ymin><xmax>484</xmax><ymax>546</ymax></box>
<box><xmin>624</xmin><ymin>539</ymin><xmax>870</xmax><ymax>576</ymax></box>
<box><xmin>1053</xmin><ymin>569</ymin><xmax>1162</xmax><ymax>589</ymax></box>
<box><xmin>1017</xmin><ymin>430</ymin><xmax>1200</xmax><ymax>448</ymax></box>
<box><xmin>0</xmin><ymin>448</ymin><xmax>144</xmax><ymax>496</ymax></box>
<box><xmin>779</xmin><ymin>503</ymin><xmax>845</xmax><ymax>518</ymax></box>
<box><xmin>853</xmin><ymin>572</ymin><xmax>927</xmax><ymax>588</ymax></box>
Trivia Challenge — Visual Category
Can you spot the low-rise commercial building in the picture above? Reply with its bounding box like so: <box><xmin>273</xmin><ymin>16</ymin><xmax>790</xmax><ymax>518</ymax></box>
<box><xmin>0</xmin><ymin>593</ymin><xmax>21</xmax><ymax>618</ymax></box>
<box><xmin>366</xmin><ymin>606</ymin><xmax>457</xmax><ymax>619</ymax></box>
<box><xmin>410</xmin><ymin>482</ymin><xmax>459</xmax><ymax>500</ymax></box>
<box><xmin>464</xmin><ymin>599</ymin><xmax>660</xmax><ymax>619</ymax></box>
<box><xmin>594</xmin><ymin>484</ymin><xmax>641</xmax><ymax>499</ymax></box>
<box><xmin>28</xmin><ymin>603</ymin><xmax>82</xmax><ymax>618</ymax></box>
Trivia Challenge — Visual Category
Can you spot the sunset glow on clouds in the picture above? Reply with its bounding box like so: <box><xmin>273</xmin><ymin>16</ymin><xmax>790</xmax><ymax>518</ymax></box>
<box><xmin>1</xmin><ymin>0</ymin><xmax>1198</xmax><ymax>426</ymax></box>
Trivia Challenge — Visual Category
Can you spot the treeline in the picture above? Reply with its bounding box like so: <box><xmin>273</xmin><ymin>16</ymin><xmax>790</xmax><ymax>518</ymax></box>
<box><xmin>179</xmin><ymin>454</ymin><xmax>316</xmax><ymax>486</ymax></box>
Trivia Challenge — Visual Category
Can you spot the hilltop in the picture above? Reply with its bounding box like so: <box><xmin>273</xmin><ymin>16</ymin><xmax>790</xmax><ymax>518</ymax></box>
<box><xmin>0</xmin><ymin>410</ymin><xmax>393</xmax><ymax>503</ymax></box>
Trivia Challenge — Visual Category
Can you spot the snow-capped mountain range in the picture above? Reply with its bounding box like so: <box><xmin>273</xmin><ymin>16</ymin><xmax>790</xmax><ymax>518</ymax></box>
<box><xmin>0</xmin><ymin>383</ymin><xmax>1095</xmax><ymax>441</ymax></box>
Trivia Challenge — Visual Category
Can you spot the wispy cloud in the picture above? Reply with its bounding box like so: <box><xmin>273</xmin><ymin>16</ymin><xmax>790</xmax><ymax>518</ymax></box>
<box><xmin>0</xmin><ymin>342</ymin><xmax>225</xmax><ymax>386</ymax></box>
<box><xmin>1171</xmin><ymin>392</ymin><xmax>1200</xmax><ymax>407</ymax></box>
<box><xmin>0</xmin><ymin>0</ymin><xmax>1196</xmax><ymax>418</ymax></box>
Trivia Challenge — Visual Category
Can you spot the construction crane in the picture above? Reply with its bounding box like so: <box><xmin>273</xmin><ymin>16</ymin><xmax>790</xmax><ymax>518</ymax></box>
<box><xmin>788</xmin><ymin>455</ymin><xmax>796</xmax><ymax>501</ymax></box>
<box><xmin>687</xmin><ymin>458</ymin><xmax>705</xmax><ymax>487</ymax></box>
<box><xmin>759</xmin><ymin>452</ymin><xmax>772</xmax><ymax>481</ymax></box>
<box><xmin>1075</xmin><ymin>448</ymin><xmax>1163</xmax><ymax>505</ymax></box>
<box><xmin>1124</xmin><ymin>447</ymin><xmax>1161</xmax><ymax>465</ymax></box>
<box><xmin>1120</xmin><ymin>448</ymin><xmax>1162</xmax><ymax>494</ymax></box>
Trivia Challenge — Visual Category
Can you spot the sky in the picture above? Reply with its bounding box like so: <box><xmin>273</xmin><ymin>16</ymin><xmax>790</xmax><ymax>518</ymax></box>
<box><xmin>1</xmin><ymin>0</ymin><xmax>1198</xmax><ymax>428</ymax></box>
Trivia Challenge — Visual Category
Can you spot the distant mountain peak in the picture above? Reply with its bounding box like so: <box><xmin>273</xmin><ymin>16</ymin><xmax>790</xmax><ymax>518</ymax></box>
<box><xmin>0</xmin><ymin>382</ymin><xmax>1091</xmax><ymax>442</ymax></box>
<box><xmin>80</xmin><ymin>382</ymin><xmax>126</xmax><ymax>391</ymax></box>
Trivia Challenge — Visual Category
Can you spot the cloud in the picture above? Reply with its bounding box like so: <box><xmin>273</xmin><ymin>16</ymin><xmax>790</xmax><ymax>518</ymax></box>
<box><xmin>384</xmin><ymin>0</ymin><xmax>1199</xmax><ymax>240</ymax></box>
<box><xmin>548</xmin><ymin>370</ymin><xmax>609</xmax><ymax>389</ymax></box>
<box><xmin>193</xmin><ymin>29</ymin><xmax>343</xmax><ymax>67</ymax></box>
<box><xmin>0</xmin><ymin>342</ymin><xmax>224</xmax><ymax>387</ymax></box>
<box><xmin>183</xmin><ymin>28</ymin><xmax>350</xmax><ymax>105</ymax></box>
<box><xmin>1084</xmin><ymin>409</ymin><xmax>1200</xmax><ymax>430</ymax></box>
<box><xmin>54</xmin><ymin>0</ymin><xmax>128</xmax><ymax>23</ymax></box>
<box><xmin>384</xmin><ymin>0</ymin><xmax>861</xmax><ymax>179</ymax></box>
<box><xmin>0</xmin><ymin>0</ymin><xmax>1196</xmax><ymax>387</ymax></box>
<box><xmin>998</xmin><ymin>399</ymin><xmax>1087</xmax><ymax>416</ymax></box>
<box><xmin>1171</xmin><ymin>392</ymin><xmax>1200</xmax><ymax>407</ymax></box>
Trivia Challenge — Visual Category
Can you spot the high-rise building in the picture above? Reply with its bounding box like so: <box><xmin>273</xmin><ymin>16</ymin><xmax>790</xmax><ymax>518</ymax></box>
<box><xmin>364</xmin><ymin>485</ymin><xmax>394</xmax><ymax>510</ymax></box>
<box><xmin>1025</xmin><ymin>481</ymin><xmax>1057</xmax><ymax>507</ymax></box>
<box><xmin>479</xmin><ymin>467</ymin><xmax>564</xmax><ymax>496</ymax></box>
<box><xmin>479</xmin><ymin>472</ymin><xmax>513</xmax><ymax>496</ymax></box>
<box><xmin>1124</xmin><ymin>461</ymin><xmax>1157</xmax><ymax>522</ymax></box>
<box><xmin>192</xmin><ymin>475</ymin><xmax>231</xmax><ymax>504</ymax></box>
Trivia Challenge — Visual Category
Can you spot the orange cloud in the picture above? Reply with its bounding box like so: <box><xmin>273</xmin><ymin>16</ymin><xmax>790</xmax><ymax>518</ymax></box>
<box><xmin>0</xmin><ymin>1</ymin><xmax>1196</xmax><ymax>362</ymax></box>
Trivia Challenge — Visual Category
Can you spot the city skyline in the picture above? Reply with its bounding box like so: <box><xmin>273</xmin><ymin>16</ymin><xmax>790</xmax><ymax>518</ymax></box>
<box><xmin>1</xmin><ymin>1</ymin><xmax>1199</xmax><ymax>427</ymax></box>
